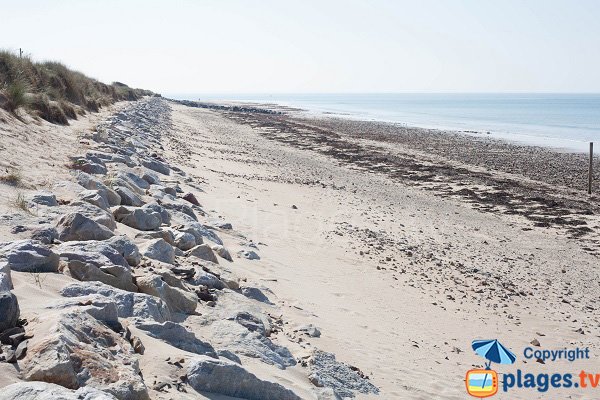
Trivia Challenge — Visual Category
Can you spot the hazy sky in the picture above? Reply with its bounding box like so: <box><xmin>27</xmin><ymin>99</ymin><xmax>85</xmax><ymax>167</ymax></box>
<box><xmin>2</xmin><ymin>0</ymin><xmax>600</xmax><ymax>95</ymax></box>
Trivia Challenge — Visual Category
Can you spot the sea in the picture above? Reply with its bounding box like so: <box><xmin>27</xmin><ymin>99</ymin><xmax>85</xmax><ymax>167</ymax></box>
<box><xmin>170</xmin><ymin>93</ymin><xmax>600</xmax><ymax>152</ymax></box>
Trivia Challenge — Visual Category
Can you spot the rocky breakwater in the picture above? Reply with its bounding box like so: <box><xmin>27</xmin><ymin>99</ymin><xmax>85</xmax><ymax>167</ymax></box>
<box><xmin>0</xmin><ymin>97</ymin><xmax>378</xmax><ymax>399</ymax></box>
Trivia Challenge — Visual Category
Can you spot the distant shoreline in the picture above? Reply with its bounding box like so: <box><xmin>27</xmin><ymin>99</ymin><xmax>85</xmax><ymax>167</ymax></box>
<box><xmin>171</xmin><ymin>93</ymin><xmax>600</xmax><ymax>152</ymax></box>
<box><xmin>174</xmin><ymin>98</ymin><xmax>599</xmax><ymax>245</ymax></box>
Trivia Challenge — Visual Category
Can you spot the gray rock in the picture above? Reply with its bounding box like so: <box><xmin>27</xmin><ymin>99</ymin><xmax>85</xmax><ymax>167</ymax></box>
<box><xmin>140</xmin><ymin>157</ymin><xmax>170</xmax><ymax>175</ymax></box>
<box><xmin>114</xmin><ymin>186</ymin><xmax>144</xmax><ymax>207</ymax></box>
<box><xmin>241</xmin><ymin>287</ymin><xmax>274</xmax><ymax>305</ymax></box>
<box><xmin>0</xmin><ymin>382</ymin><xmax>119</xmax><ymax>400</ymax></box>
<box><xmin>207</xmin><ymin>320</ymin><xmax>294</xmax><ymax>369</ymax></box>
<box><xmin>136</xmin><ymin>321</ymin><xmax>216</xmax><ymax>357</ymax></box>
<box><xmin>15</xmin><ymin>338</ymin><xmax>28</xmax><ymax>359</ymax></box>
<box><xmin>173</xmin><ymin>230</ymin><xmax>196</xmax><ymax>251</ymax></box>
<box><xmin>78</xmin><ymin>189</ymin><xmax>109</xmax><ymax>211</ymax></box>
<box><xmin>314</xmin><ymin>388</ymin><xmax>343</xmax><ymax>400</ymax></box>
<box><xmin>114</xmin><ymin>170</ymin><xmax>149</xmax><ymax>191</ymax></box>
<box><xmin>49</xmin><ymin>295</ymin><xmax>120</xmax><ymax>329</ymax></box>
<box><xmin>162</xmin><ymin>202</ymin><xmax>197</xmax><ymax>221</ymax></box>
<box><xmin>113</xmin><ymin>206</ymin><xmax>161</xmax><ymax>231</ymax></box>
<box><xmin>0</xmin><ymin>326</ymin><xmax>23</xmax><ymax>345</ymax></box>
<box><xmin>140</xmin><ymin>170</ymin><xmax>160</xmax><ymax>185</ymax></box>
<box><xmin>28</xmin><ymin>191</ymin><xmax>58</xmax><ymax>207</ymax></box>
<box><xmin>211</xmin><ymin>245</ymin><xmax>233</xmax><ymax>262</ymax></box>
<box><xmin>187</xmin><ymin>244</ymin><xmax>218</xmax><ymax>264</ymax></box>
<box><xmin>21</xmin><ymin>311</ymin><xmax>149</xmax><ymax>400</ymax></box>
<box><xmin>140</xmin><ymin>239</ymin><xmax>175</xmax><ymax>264</ymax></box>
<box><xmin>106</xmin><ymin>235</ymin><xmax>141</xmax><ymax>266</ymax></box>
<box><xmin>308</xmin><ymin>350</ymin><xmax>379</xmax><ymax>398</ymax></box>
<box><xmin>65</xmin><ymin>260</ymin><xmax>136</xmax><ymax>293</ymax></box>
<box><xmin>135</xmin><ymin>229</ymin><xmax>175</xmax><ymax>245</ymax></box>
<box><xmin>30</xmin><ymin>226</ymin><xmax>58</xmax><ymax>244</ymax></box>
<box><xmin>142</xmin><ymin>203</ymin><xmax>170</xmax><ymax>224</ymax></box>
<box><xmin>216</xmin><ymin>349</ymin><xmax>241</xmax><ymax>364</ymax></box>
<box><xmin>187</xmin><ymin>355</ymin><xmax>300</xmax><ymax>400</ymax></box>
<box><xmin>74</xmin><ymin>171</ymin><xmax>121</xmax><ymax>206</ymax></box>
<box><xmin>67</xmin><ymin>202</ymin><xmax>117</xmax><ymax>230</ymax></box>
<box><xmin>56</xmin><ymin>212</ymin><xmax>114</xmax><ymax>242</ymax></box>
<box><xmin>56</xmin><ymin>241</ymin><xmax>136</xmax><ymax>292</ymax></box>
<box><xmin>0</xmin><ymin>261</ymin><xmax>13</xmax><ymax>291</ymax></box>
<box><xmin>0</xmin><ymin>291</ymin><xmax>19</xmax><ymax>332</ymax></box>
<box><xmin>0</xmin><ymin>239</ymin><xmax>59</xmax><ymax>272</ymax></box>
<box><xmin>189</xmin><ymin>268</ymin><xmax>226</xmax><ymax>290</ymax></box>
<box><xmin>135</xmin><ymin>275</ymin><xmax>197</xmax><ymax>314</ymax></box>
<box><xmin>61</xmin><ymin>281</ymin><xmax>171</xmax><ymax>323</ymax></box>
<box><xmin>238</xmin><ymin>249</ymin><xmax>260</xmax><ymax>260</ymax></box>
<box><xmin>295</xmin><ymin>324</ymin><xmax>321</xmax><ymax>338</ymax></box>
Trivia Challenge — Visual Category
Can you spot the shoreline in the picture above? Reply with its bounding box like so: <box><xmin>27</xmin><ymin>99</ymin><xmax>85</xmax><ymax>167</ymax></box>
<box><xmin>174</xmin><ymin>99</ymin><xmax>600</xmax><ymax>251</ymax></box>
<box><xmin>171</xmin><ymin>96</ymin><xmax>599</xmax><ymax>153</ymax></box>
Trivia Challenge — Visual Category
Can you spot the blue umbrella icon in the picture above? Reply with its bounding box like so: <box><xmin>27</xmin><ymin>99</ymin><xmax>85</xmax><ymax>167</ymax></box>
<box><xmin>472</xmin><ymin>339</ymin><xmax>516</xmax><ymax>388</ymax></box>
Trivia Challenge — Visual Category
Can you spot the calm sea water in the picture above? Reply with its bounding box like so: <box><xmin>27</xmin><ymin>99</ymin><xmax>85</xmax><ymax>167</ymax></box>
<box><xmin>172</xmin><ymin>93</ymin><xmax>600</xmax><ymax>152</ymax></box>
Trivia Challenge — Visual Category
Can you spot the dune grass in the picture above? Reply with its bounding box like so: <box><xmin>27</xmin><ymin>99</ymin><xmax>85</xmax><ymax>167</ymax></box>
<box><xmin>0</xmin><ymin>50</ymin><xmax>153</xmax><ymax>124</ymax></box>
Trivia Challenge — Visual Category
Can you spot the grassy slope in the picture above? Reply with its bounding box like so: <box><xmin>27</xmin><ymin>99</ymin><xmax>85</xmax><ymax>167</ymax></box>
<box><xmin>0</xmin><ymin>50</ymin><xmax>154</xmax><ymax>124</ymax></box>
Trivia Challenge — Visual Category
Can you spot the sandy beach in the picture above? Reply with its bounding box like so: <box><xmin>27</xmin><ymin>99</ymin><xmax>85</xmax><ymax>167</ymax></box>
<box><xmin>165</xmin><ymin>101</ymin><xmax>600</xmax><ymax>398</ymax></box>
<box><xmin>0</xmin><ymin>98</ymin><xmax>599</xmax><ymax>399</ymax></box>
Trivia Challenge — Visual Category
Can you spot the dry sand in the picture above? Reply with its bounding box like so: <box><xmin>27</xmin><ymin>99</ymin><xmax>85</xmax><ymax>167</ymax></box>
<box><xmin>163</xmin><ymin>103</ymin><xmax>600</xmax><ymax>399</ymax></box>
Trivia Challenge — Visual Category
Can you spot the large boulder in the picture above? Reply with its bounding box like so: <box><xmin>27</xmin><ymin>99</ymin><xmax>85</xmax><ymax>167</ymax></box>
<box><xmin>106</xmin><ymin>236</ymin><xmax>141</xmax><ymax>267</ymax></box>
<box><xmin>308</xmin><ymin>350</ymin><xmax>379</xmax><ymax>398</ymax></box>
<box><xmin>78</xmin><ymin>190</ymin><xmax>110</xmax><ymax>211</ymax></box>
<box><xmin>0</xmin><ymin>240</ymin><xmax>59</xmax><ymax>272</ymax></box>
<box><xmin>74</xmin><ymin>171</ymin><xmax>121</xmax><ymax>206</ymax></box>
<box><xmin>28</xmin><ymin>191</ymin><xmax>58</xmax><ymax>207</ymax></box>
<box><xmin>188</xmin><ymin>268</ymin><xmax>226</xmax><ymax>290</ymax></box>
<box><xmin>172</xmin><ymin>230</ymin><xmax>196</xmax><ymax>251</ymax></box>
<box><xmin>0</xmin><ymin>381</ymin><xmax>118</xmax><ymax>400</ymax></box>
<box><xmin>114</xmin><ymin>187</ymin><xmax>143</xmax><ymax>207</ymax></box>
<box><xmin>187</xmin><ymin>244</ymin><xmax>218</xmax><ymax>264</ymax></box>
<box><xmin>140</xmin><ymin>157</ymin><xmax>170</xmax><ymax>175</ymax></box>
<box><xmin>61</xmin><ymin>281</ymin><xmax>171</xmax><ymax>323</ymax></box>
<box><xmin>67</xmin><ymin>202</ymin><xmax>117</xmax><ymax>230</ymax></box>
<box><xmin>0</xmin><ymin>261</ymin><xmax>13</xmax><ymax>291</ymax></box>
<box><xmin>206</xmin><ymin>320</ymin><xmax>294</xmax><ymax>369</ymax></box>
<box><xmin>48</xmin><ymin>295</ymin><xmax>120</xmax><ymax>330</ymax></box>
<box><xmin>187</xmin><ymin>355</ymin><xmax>301</xmax><ymax>400</ymax></box>
<box><xmin>143</xmin><ymin>203</ymin><xmax>170</xmax><ymax>225</ymax></box>
<box><xmin>135</xmin><ymin>275</ymin><xmax>197</xmax><ymax>314</ymax></box>
<box><xmin>113</xmin><ymin>206</ymin><xmax>161</xmax><ymax>231</ymax></box>
<box><xmin>136</xmin><ymin>321</ymin><xmax>216</xmax><ymax>357</ymax></box>
<box><xmin>0</xmin><ymin>291</ymin><xmax>19</xmax><ymax>332</ymax></box>
<box><xmin>114</xmin><ymin>170</ymin><xmax>149</xmax><ymax>191</ymax></box>
<box><xmin>139</xmin><ymin>239</ymin><xmax>175</xmax><ymax>264</ymax></box>
<box><xmin>56</xmin><ymin>241</ymin><xmax>136</xmax><ymax>292</ymax></box>
<box><xmin>21</xmin><ymin>311</ymin><xmax>149</xmax><ymax>400</ymax></box>
<box><xmin>56</xmin><ymin>212</ymin><xmax>114</xmax><ymax>242</ymax></box>
<box><xmin>211</xmin><ymin>245</ymin><xmax>233</xmax><ymax>262</ymax></box>
<box><xmin>174</xmin><ymin>220</ymin><xmax>222</xmax><ymax>245</ymax></box>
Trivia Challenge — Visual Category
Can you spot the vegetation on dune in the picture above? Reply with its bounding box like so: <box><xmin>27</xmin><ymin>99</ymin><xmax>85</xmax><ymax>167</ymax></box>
<box><xmin>0</xmin><ymin>50</ymin><xmax>154</xmax><ymax>124</ymax></box>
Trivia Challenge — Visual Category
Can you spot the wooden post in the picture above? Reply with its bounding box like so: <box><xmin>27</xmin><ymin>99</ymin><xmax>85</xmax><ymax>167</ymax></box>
<box><xmin>19</xmin><ymin>48</ymin><xmax>22</xmax><ymax>58</ymax></box>
<box><xmin>589</xmin><ymin>142</ymin><xmax>594</xmax><ymax>195</ymax></box>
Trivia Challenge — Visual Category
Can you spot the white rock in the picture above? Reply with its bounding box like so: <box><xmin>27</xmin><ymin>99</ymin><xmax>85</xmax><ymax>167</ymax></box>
<box><xmin>0</xmin><ymin>381</ymin><xmax>118</xmax><ymax>400</ymax></box>
<box><xmin>61</xmin><ymin>281</ymin><xmax>171</xmax><ymax>323</ymax></box>
<box><xmin>21</xmin><ymin>311</ymin><xmax>149</xmax><ymax>400</ymax></box>
<box><xmin>0</xmin><ymin>239</ymin><xmax>59</xmax><ymax>272</ymax></box>
<box><xmin>187</xmin><ymin>355</ymin><xmax>300</xmax><ymax>400</ymax></box>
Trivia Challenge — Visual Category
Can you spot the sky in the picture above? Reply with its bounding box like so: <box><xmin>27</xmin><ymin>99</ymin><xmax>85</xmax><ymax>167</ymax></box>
<box><xmin>1</xmin><ymin>0</ymin><xmax>600</xmax><ymax>96</ymax></box>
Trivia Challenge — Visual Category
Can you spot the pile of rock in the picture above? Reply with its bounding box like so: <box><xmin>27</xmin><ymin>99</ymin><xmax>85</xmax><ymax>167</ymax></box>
<box><xmin>0</xmin><ymin>98</ymin><xmax>376</xmax><ymax>399</ymax></box>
